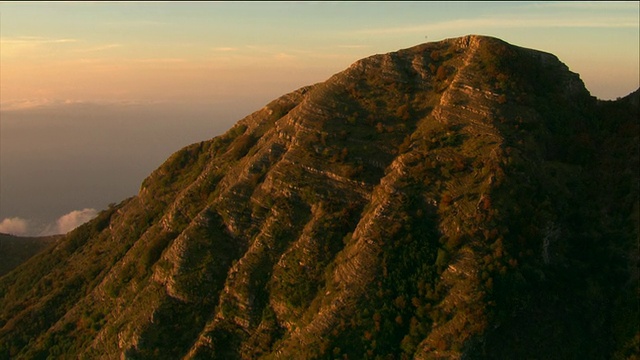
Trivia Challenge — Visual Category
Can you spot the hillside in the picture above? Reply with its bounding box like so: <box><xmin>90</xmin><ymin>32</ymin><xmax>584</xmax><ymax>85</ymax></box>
<box><xmin>0</xmin><ymin>35</ymin><xmax>638</xmax><ymax>359</ymax></box>
<box><xmin>0</xmin><ymin>234</ymin><xmax>59</xmax><ymax>276</ymax></box>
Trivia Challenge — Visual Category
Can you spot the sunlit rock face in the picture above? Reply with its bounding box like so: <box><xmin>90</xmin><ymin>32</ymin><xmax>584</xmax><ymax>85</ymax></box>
<box><xmin>1</xmin><ymin>35</ymin><xmax>638</xmax><ymax>360</ymax></box>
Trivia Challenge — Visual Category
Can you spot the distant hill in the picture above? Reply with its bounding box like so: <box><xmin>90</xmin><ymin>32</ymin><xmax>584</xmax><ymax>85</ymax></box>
<box><xmin>0</xmin><ymin>35</ymin><xmax>637</xmax><ymax>359</ymax></box>
<box><xmin>0</xmin><ymin>233</ymin><xmax>59</xmax><ymax>276</ymax></box>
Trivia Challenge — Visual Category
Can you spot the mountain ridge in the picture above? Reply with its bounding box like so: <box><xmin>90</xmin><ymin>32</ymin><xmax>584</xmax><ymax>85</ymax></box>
<box><xmin>0</xmin><ymin>35</ymin><xmax>638</xmax><ymax>359</ymax></box>
<box><xmin>0</xmin><ymin>233</ymin><xmax>60</xmax><ymax>276</ymax></box>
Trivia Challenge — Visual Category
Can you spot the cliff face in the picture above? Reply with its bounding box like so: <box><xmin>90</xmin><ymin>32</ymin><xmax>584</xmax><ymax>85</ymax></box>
<box><xmin>0</xmin><ymin>35</ymin><xmax>637</xmax><ymax>359</ymax></box>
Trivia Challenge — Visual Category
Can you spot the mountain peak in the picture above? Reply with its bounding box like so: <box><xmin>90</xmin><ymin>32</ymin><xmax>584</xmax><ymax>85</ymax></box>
<box><xmin>1</xmin><ymin>37</ymin><xmax>637</xmax><ymax>359</ymax></box>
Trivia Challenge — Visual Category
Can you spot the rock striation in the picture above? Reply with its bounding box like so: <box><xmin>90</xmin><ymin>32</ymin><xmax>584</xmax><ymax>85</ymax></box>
<box><xmin>0</xmin><ymin>35</ymin><xmax>638</xmax><ymax>359</ymax></box>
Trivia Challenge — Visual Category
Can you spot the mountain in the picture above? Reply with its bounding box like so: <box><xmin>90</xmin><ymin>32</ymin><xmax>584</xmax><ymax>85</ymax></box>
<box><xmin>0</xmin><ymin>234</ymin><xmax>59</xmax><ymax>276</ymax></box>
<box><xmin>0</xmin><ymin>35</ymin><xmax>637</xmax><ymax>359</ymax></box>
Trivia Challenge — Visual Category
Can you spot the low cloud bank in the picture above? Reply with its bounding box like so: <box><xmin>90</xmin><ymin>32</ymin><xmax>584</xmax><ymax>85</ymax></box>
<box><xmin>0</xmin><ymin>208</ymin><xmax>99</xmax><ymax>237</ymax></box>
<box><xmin>0</xmin><ymin>217</ymin><xmax>29</xmax><ymax>236</ymax></box>
<box><xmin>44</xmin><ymin>208</ymin><xmax>99</xmax><ymax>235</ymax></box>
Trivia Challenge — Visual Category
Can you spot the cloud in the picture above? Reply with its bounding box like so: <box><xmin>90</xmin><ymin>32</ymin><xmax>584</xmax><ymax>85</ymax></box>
<box><xmin>0</xmin><ymin>209</ymin><xmax>98</xmax><ymax>237</ymax></box>
<box><xmin>103</xmin><ymin>20</ymin><xmax>167</xmax><ymax>27</ymax></box>
<box><xmin>1</xmin><ymin>98</ymin><xmax>166</xmax><ymax>112</ymax></box>
<box><xmin>273</xmin><ymin>52</ymin><xmax>296</xmax><ymax>61</ymax></box>
<box><xmin>75</xmin><ymin>43</ymin><xmax>122</xmax><ymax>53</ymax></box>
<box><xmin>132</xmin><ymin>58</ymin><xmax>186</xmax><ymax>64</ymax></box>
<box><xmin>337</xmin><ymin>44</ymin><xmax>371</xmax><ymax>49</ymax></box>
<box><xmin>524</xmin><ymin>2</ymin><xmax>639</xmax><ymax>11</ymax></box>
<box><xmin>0</xmin><ymin>217</ymin><xmax>29</xmax><ymax>236</ymax></box>
<box><xmin>0</xmin><ymin>36</ymin><xmax>78</xmax><ymax>45</ymax></box>
<box><xmin>354</xmin><ymin>15</ymin><xmax>639</xmax><ymax>36</ymax></box>
<box><xmin>1</xmin><ymin>98</ymin><xmax>58</xmax><ymax>111</ymax></box>
<box><xmin>1</xmin><ymin>36</ymin><xmax>79</xmax><ymax>58</ymax></box>
<box><xmin>212</xmin><ymin>47</ymin><xmax>239</xmax><ymax>52</ymax></box>
<box><xmin>1</xmin><ymin>98</ymin><xmax>95</xmax><ymax>111</ymax></box>
<box><xmin>39</xmin><ymin>208</ymin><xmax>99</xmax><ymax>236</ymax></box>
<box><xmin>55</xmin><ymin>208</ymin><xmax>98</xmax><ymax>234</ymax></box>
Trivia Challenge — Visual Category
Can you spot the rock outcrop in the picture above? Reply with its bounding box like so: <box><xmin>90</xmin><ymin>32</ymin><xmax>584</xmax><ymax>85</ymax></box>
<box><xmin>1</xmin><ymin>35</ymin><xmax>638</xmax><ymax>360</ymax></box>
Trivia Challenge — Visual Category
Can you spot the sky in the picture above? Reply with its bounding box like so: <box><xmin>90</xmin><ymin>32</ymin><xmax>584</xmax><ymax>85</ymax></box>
<box><xmin>1</xmin><ymin>1</ymin><xmax>639</xmax><ymax>235</ymax></box>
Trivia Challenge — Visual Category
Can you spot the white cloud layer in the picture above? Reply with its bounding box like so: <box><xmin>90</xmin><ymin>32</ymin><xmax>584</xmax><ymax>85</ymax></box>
<box><xmin>55</xmin><ymin>208</ymin><xmax>98</xmax><ymax>234</ymax></box>
<box><xmin>36</xmin><ymin>208</ymin><xmax>99</xmax><ymax>236</ymax></box>
<box><xmin>0</xmin><ymin>217</ymin><xmax>29</xmax><ymax>236</ymax></box>
<box><xmin>0</xmin><ymin>36</ymin><xmax>78</xmax><ymax>45</ymax></box>
<box><xmin>1</xmin><ymin>209</ymin><xmax>99</xmax><ymax>237</ymax></box>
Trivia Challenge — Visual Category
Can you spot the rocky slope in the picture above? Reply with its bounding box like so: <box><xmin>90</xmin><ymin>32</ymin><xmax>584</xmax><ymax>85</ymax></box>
<box><xmin>0</xmin><ymin>35</ymin><xmax>638</xmax><ymax>359</ymax></box>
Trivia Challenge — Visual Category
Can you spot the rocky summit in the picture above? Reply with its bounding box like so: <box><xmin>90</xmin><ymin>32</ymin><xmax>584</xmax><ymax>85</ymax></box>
<box><xmin>0</xmin><ymin>35</ymin><xmax>638</xmax><ymax>359</ymax></box>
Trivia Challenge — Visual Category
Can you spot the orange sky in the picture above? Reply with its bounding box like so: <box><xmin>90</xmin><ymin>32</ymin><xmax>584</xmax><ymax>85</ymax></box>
<box><xmin>1</xmin><ymin>2</ymin><xmax>639</xmax><ymax>108</ymax></box>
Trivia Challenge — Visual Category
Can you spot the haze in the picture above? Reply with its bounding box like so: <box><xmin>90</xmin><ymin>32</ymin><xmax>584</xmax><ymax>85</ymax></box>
<box><xmin>1</xmin><ymin>1</ymin><xmax>638</xmax><ymax>236</ymax></box>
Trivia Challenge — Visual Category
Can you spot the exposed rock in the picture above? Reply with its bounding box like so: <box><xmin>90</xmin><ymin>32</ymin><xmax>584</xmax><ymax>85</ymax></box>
<box><xmin>0</xmin><ymin>35</ymin><xmax>637</xmax><ymax>360</ymax></box>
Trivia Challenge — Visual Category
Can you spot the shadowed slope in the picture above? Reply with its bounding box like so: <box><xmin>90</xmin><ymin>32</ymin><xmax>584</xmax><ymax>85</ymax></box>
<box><xmin>0</xmin><ymin>234</ymin><xmax>59</xmax><ymax>276</ymax></box>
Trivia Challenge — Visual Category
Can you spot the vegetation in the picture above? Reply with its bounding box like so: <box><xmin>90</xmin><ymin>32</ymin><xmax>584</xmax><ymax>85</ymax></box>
<box><xmin>0</xmin><ymin>234</ymin><xmax>59</xmax><ymax>276</ymax></box>
<box><xmin>0</xmin><ymin>35</ymin><xmax>637</xmax><ymax>360</ymax></box>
